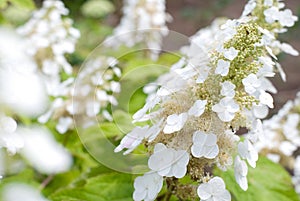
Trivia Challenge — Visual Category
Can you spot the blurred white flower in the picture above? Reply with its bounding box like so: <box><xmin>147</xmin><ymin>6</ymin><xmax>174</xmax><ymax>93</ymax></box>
<box><xmin>196</xmin><ymin>65</ymin><xmax>211</xmax><ymax>83</ymax></box>
<box><xmin>163</xmin><ymin>113</ymin><xmax>188</xmax><ymax>134</ymax></box>
<box><xmin>17</xmin><ymin>0</ymin><xmax>80</xmax><ymax>96</ymax></box>
<box><xmin>133</xmin><ymin>172</ymin><xmax>163</xmax><ymax>201</ymax></box>
<box><xmin>3</xmin><ymin>183</ymin><xmax>49</xmax><ymax>201</ymax></box>
<box><xmin>242</xmin><ymin>73</ymin><xmax>261</xmax><ymax>95</ymax></box>
<box><xmin>242</xmin><ymin>0</ymin><xmax>256</xmax><ymax>16</ymax></box>
<box><xmin>278</xmin><ymin>9</ymin><xmax>298</xmax><ymax>27</ymax></box>
<box><xmin>238</xmin><ymin>139</ymin><xmax>258</xmax><ymax>168</ymax></box>
<box><xmin>188</xmin><ymin>100</ymin><xmax>207</xmax><ymax>117</ymax></box>
<box><xmin>114</xmin><ymin>126</ymin><xmax>149</xmax><ymax>155</ymax></box>
<box><xmin>148</xmin><ymin>143</ymin><xmax>189</xmax><ymax>178</ymax></box>
<box><xmin>215</xmin><ymin>59</ymin><xmax>230</xmax><ymax>76</ymax></box>
<box><xmin>234</xmin><ymin>156</ymin><xmax>248</xmax><ymax>191</ymax></box>
<box><xmin>105</xmin><ymin>0</ymin><xmax>171</xmax><ymax>60</ymax></box>
<box><xmin>191</xmin><ymin>131</ymin><xmax>219</xmax><ymax>159</ymax></box>
<box><xmin>197</xmin><ymin>176</ymin><xmax>231</xmax><ymax>201</ymax></box>
<box><xmin>264</xmin><ymin>7</ymin><xmax>279</xmax><ymax>23</ymax></box>
<box><xmin>259</xmin><ymin>91</ymin><xmax>274</xmax><ymax>108</ymax></box>
<box><xmin>18</xmin><ymin>126</ymin><xmax>73</xmax><ymax>174</ymax></box>
<box><xmin>223</xmin><ymin>47</ymin><xmax>239</xmax><ymax>61</ymax></box>
<box><xmin>221</xmin><ymin>81</ymin><xmax>236</xmax><ymax>98</ymax></box>
<box><xmin>212</xmin><ymin>97</ymin><xmax>239</xmax><ymax>122</ymax></box>
<box><xmin>0</xmin><ymin>115</ymin><xmax>23</xmax><ymax>155</ymax></box>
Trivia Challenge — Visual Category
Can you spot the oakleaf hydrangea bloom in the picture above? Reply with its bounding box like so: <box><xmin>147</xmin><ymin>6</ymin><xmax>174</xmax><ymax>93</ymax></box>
<box><xmin>104</xmin><ymin>0</ymin><xmax>171</xmax><ymax>60</ymax></box>
<box><xmin>115</xmin><ymin>0</ymin><xmax>298</xmax><ymax>199</ymax></box>
<box><xmin>17</xmin><ymin>0</ymin><xmax>80</xmax><ymax>96</ymax></box>
<box><xmin>39</xmin><ymin>56</ymin><xmax>121</xmax><ymax>134</ymax></box>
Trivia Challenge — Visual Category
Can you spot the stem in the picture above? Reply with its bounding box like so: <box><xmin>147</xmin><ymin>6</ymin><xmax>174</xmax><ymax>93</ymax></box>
<box><xmin>164</xmin><ymin>178</ymin><xmax>177</xmax><ymax>201</ymax></box>
<box><xmin>39</xmin><ymin>174</ymin><xmax>54</xmax><ymax>190</ymax></box>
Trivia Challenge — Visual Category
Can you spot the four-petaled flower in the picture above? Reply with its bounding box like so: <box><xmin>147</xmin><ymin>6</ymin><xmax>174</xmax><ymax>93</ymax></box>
<box><xmin>163</xmin><ymin>113</ymin><xmax>188</xmax><ymax>134</ymax></box>
<box><xmin>215</xmin><ymin>59</ymin><xmax>230</xmax><ymax>76</ymax></box>
<box><xmin>197</xmin><ymin>176</ymin><xmax>231</xmax><ymax>201</ymax></box>
<box><xmin>242</xmin><ymin>73</ymin><xmax>261</xmax><ymax>95</ymax></box>
<box><xmin>148</xmin><ymin>143</ymin><xmax>189</xmax><ymax>178</ymax></box>
<box><xmin>133</xmin><ymin>172</ymin><xmax>163</xmax><ymax>201</ymax></box>
<box><xmin>238</xmin><ymin>139</ymin><xmax>258</xmax><ymax>168</ymax></box>
<box><xmin>221</xmin><ymin>81</ymin><xmax>236</xmax><ymax>98</ymax></box>
<box><xmin>188</xmin><ymin>100</ymin><xmax>207</xmax><ymax>117</ymax></box>
<box><xmin>223</xmin><ymin>47</ymin><xmax>239</xmax><ymax>61</ymax></box>
<box><xmin>191</xmin><ymin>131</ymin><xmax>219</xmax><ymax>159</ymax></box>
<box><xmin>234</xmin><ymin>156</ymin><xmax>248</xmax><ymax>191</ymax></box>
<box><xmin>212</xmin><ymin>97</ymin><xmax>239</xmax><ymax>122</ymax></box>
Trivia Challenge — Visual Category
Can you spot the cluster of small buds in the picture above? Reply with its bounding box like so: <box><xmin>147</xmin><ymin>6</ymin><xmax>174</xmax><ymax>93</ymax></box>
<box><xmin>105</xmin><ymin>0</ymin><xmax>171</xmax><ymax>60</ymax></box>
<box><xmin>115</xmin><ymin>0</ymin><xmax>298</xmax><ymax>200</ymax></box>
<box><xmin>17</xmin><ymin>0</ymin><xmax>80</xmax><ymax>96</ymax></box>
<box><xmin>39</xmin><ymin>56</ymin><xmax>121</xmax><ymax>134</ymax></box>
<box><xmin>254</xmin><ymin>92</ymin><xmax>300</xmax><ymax>193</ymax></box>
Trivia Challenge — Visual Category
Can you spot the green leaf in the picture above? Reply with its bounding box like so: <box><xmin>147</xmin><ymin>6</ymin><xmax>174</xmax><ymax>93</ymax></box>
<box><xmin>215</xmin><ymin>157</ymin><xmax>300</xmax><ymax>201</ymax></box>
<box><xmin>10</xmin><ymin>0</ymin><xmax>35</xmax><ymax>10</ymax></box>
<box><xmin>49</xmin><ymin>171</ymin><xmax>134</xmax><ymax>201</ymax></box>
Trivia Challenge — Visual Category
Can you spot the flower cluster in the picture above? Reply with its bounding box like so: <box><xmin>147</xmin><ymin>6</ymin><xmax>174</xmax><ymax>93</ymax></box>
<box><xmin>39</xmin><ymin>56</ymin><xmax>121</xmax><ymax>134</ymax></box>
<box><xmin>115</xmin><ymin>0</ymin><xmax>298</xmax><ymax>200</ymax></box>
<box><xmin>104</xmin><ymin>0</ymin><xmax>171</xmax><ymax>60</ymax></box>
<box><xmin>17</xmin><ymin>0</ymin><xmax>80</xmax><ymax>96</ymax></box>
<box><xmin>254</xmin><ymin>92</ymin><xmax>300</xmax><ymax>193</ymax></box>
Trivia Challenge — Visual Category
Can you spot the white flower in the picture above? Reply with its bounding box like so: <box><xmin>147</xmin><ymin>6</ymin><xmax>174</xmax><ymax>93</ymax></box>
<box><xmin>0</xmin><ymin>115</ymin><xmax>24</xmax><ymax>155</ymax></box>
<box><xmin>264</xmin><ymin>0</ymin><xmax>273</xmax><ymax>6</ymax></box>
<box><xmin>145</xmin><ymin>120</ymin><xmax>164</xmax><ymax>142</ymax></box>
<box><xmin>248</xmin><ymin>119</ymin><xmax>264</xmax><ymax>143</ymax></box>
<box><xmin>283</xmin><ymin>114</ymin><xmax>300</xmax><ymax>143</ymax></box>
<box><xmin>264</xmin><ymin>7</ymin><xmax>279</xmax><ymax>24</ymax></box>
<box><xmin>197</xmin><ymin>176</ymin><xmax>231</xmax><ymax>201</ymax></box>
<box><xmin>56</xmin><ymin>116</ymin><xmax>73</xmax><ymax>134</ymax></box>
<box><xmin>133</xmin><ymin>172</ymin><xmax>163</xmax><ymax>201</ymax></box>
<box><xmin>196</xmin><ymin>65</ymin><xmax>211</xmax><ymax>83</ymax></box>
<box><xmin>188</xmin><ymin>100</ymin><xmax>207</xmax><ymax>117</ymax></box>
<box><xmin>238</xmin><ymin>139</ymin><xmax>258</xmax><ymax>168</ymax></box>
<box><xmin>212</xmin><ymin>97</ymin><xmax>239</xmax><ymax>122</ymax></box>
<box><xmin>259</xmin><ymin>91</ymin><xmax>274</xmax><ymax>108</ymax></box>
<box><xmin>223</xmin><ymin>47</ymin><xmax>239</xmax><ymax>61</ymax></box>
<box><xmin>279</xmin><ymin>141</ymin><xmax>297</xmax><ymax>156</ymax></box>
<box><xmin>3</xmin><ymin>183</ymin><xmax>49</xmax><ymax>201</ymax></box>
<box><xmin>242</xmin><ymin>73</ymin><xmax>261</xmax><ymax>95</ymax></box>
<box><xmin>163</xmin><ymin>113</ymin><xmax>188</xmax><ymax>134</ymax></box>
<box><xmin>148</xmin><ymin>143</ymin><xmax>189</xmax><ymax>178</ymax></box>
<box><xmin>18</xmin><ymin>126</ymin><xmax>73</xmax><ymax>174</ymax></box>
<box><xmin>278</xmin><ymin>9</ymin><xmax>298</xmax><ymax>27</ymax></box>
<box><xmin>191</xmin><ymin>131</ymin><xmax>219</xmax><ymax>159</ymax></box>
<box><xmin>234</xmin><ymin>156</ymin><xmax>248</xmax><ymax>191</ymax></box>
<box><xmin>221</xmin><ymin>81</ymin><xmax>236</xmax><ymax>98</ymax></box>
<box><xmin>252</xmin><ymin>103</ymin><xmax>269</xmax><ymax>119</ymax></box>
<box><xmin>242</xmin><ymin>0</ymin><xmax>256</xmax><ymax>16</ymax></box>
<box><xmin>215</xmin><ymin>59</ymin><xmax>230</xmax><ymax>76</ymax></box>
<box><xmin>114</xmin><ymin>126</ymin><xmax>149</xmax><ymax>155</ymax></box>
<box><xmin>280</xmin><ymin>43</ymin><xmax>299</xmax><ymax>56</ymax></box>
